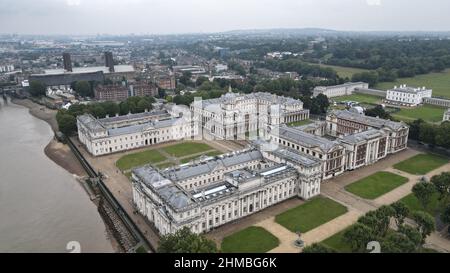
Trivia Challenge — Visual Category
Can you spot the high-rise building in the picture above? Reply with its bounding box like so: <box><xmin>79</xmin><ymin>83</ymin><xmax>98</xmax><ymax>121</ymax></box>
<box><xmin>104</xmin><ymin>52</ymin><xmax>115</xmax><ymax>72</ymax></box>
<box><xmin>63</xmin><ymin>53</ymin><xmax>72</xmax><ymax>72</ymax></box>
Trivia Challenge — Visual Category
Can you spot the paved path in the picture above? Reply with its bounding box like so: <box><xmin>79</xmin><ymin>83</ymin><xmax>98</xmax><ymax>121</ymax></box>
<box><xmin>255</xmin><ymin>217</ymin><xmax>299</xmax><ymax>253</ymax></box>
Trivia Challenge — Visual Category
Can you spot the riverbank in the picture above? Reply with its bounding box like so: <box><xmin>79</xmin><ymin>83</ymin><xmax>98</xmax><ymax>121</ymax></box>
<box><xmin>11</xmin><ymin>98</ymin><xmax>88</xmax><ymax>177</ymax></box>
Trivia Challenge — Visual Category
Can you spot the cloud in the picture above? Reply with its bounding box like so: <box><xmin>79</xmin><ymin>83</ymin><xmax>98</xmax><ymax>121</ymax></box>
<box><xmin>366</xmin><ymin>0</ymin><xmax>382</xmax><ymax>6</ymax></box>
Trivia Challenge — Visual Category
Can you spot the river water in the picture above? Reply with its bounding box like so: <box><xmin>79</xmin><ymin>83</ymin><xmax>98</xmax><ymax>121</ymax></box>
<box><xmin>0</xmin><ymin>98</ymin><xmax>113</xmax><ymax>253</ymax></box>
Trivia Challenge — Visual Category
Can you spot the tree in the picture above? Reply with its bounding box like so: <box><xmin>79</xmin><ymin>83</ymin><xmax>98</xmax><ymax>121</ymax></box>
<box><xmin>314</xmin><ymin>94</ymin><xmax>330</xmax><ymax>114</ymax></box>
<box><xmin>101</xmin><ymin>101</ymin><xmax>120</xmax><ymax>117</ymax></box>
<box><xmin>302</xmin><ymin>243</ymin><xmax>337</xmax><ymax>253</ymax></box>
<box><xmin>56</xmin><ymin>113</ymin><xmax>77</xmax><ymax>135</ymax></box>
<box><xmin>411</xmin><ymin>211</ymin><xmax>435</xmax><ymax>242</ymax></box>
<box><xmin>136</xmin><ymin>98</ymin><xmax>151</xmax><ymax>112</ymax></box>
<box><xmin>157</xmin><ymin>227</ymin><xmax>217</xmax><ymax>253</ymax></box>
<box><xmin>430</xmin><ymin>172</ymin><xmax>450</xmax><ymax>202</ymax></box>
<box><xmin>381</xmin><ymin>233</ymin><xmax>416</xmax><ymax>253</ymax></box>
<box><xmin>343</xmin><ymin>223</ymin><xmax>374</xmax><ymax>252</ymax></box>
<box><xmin>179</xmin><ymin>71</ymin><xmax>193</xmax><ymax>86</ymax></box>
<box><xmin>74</xmin><ymin>81</ymin><xmax>93</xmax><ymax>97</ymax></box>
<box><xmin>398</xmin><ymin>225</ymin><xmax>423</xmax><ymax>249</ymax></box>
<box><xmin>412</xmin><ymin>182</ymin><xmax>436</xmax><ymax>210</ymax></box>
<box><xmin>441</xmin><ymin>204</ymin><xmax>450</xmax><ymax>234</ymax></box>
<box><xmin>29</xmin><ymin>81</ymin><xmax>46</xmax><ymax>97</ymax></box>
<box><xmin>351</xmin><ymin>71</ymin><xmax>379</xmax><ymax>87</ymax></box>
<box><xmin>365</xmin><ymin>105</ymin><xmax>391</xmax><ymax>120</ymax></box>
<box><xmin>357</xmin><ymin>206</ymin><xmax>393</xmax><ymax>237</ymax></box>
<box><xmin>391</xmin><ymin>202</ymin><xmax>410</xmax><ymax>226</ymax></box>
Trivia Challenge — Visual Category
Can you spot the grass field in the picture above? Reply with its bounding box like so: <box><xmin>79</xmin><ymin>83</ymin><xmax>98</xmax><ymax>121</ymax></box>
<box><xmin>393</xmin><ymin>153</ymin><xmax>448</xmax><ymax>175</ymax></box>
<box><xmin>162</xmin><ymin>142</ymin><xmax>216</xmax><ymax>158</ymax></box>
<box><xmin>376</xmin><ymin>69</ymin><xmax>450</xmax><ymax>99</ymax></box>
<box><xmin>399</xmin><ymin>192</ymin><xmax>442</xmax><ymax>216</ymax></box>
<box><xmin>333</xmin><ymin>93</ymin><xmax>382</xmax><ymax>104</ymax></box>
<box><xmin>275</xmin><ymin>197</ymin><xmax>348</xmax><ymax>233</ymax></box>
<box><xmin>287</xmin><ymin>119</ymin><xmax>313</xmax><ymax>127</ymax></box>
<box><xmin>221</xmin><ymin>226</ymin><xmax>279</xmax><ymax>253</ymax></box>
<box><xmin>316</xmin><ymin>63</ymin><xmax>369</xmax><ymax>78</ymax></box>
<box><xmin>116</xmin><ymin>150</ymin><xmax>166</xmax><ymax>171</ymax></box>
<box><xmin>345</xmin><ymin>171</ymin><xmax>408</xmax><ymax>200</ymax></box>
<box><xmin>392</xmin><ymin>105</ymin><xmax>446</xmax><ymax>123</ymax></box>
<box><xmin>180</xmin><ymin>151</ymin><xmax>223</xmax><ymax>164</ymax></box>
<box><xmin>321</xmin><ymin>228</ymin><xmax>352</xmax><ymax>253</ymax></box>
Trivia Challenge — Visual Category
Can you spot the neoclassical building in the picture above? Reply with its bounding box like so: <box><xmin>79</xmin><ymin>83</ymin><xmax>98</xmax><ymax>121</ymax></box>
<box><xmin>132</xmin><ymin>146</ymin><xmax>322</xmax><ymax>236</ymax></box>
<box><xmin>77</xmin><ymin>106</ymin><xmax>197</xmax><ymax>156</ymax></box>
<box><xmin>190</xmin><ymin>91</ymin><xmax>309</xmax><ymax>140</ymax></box>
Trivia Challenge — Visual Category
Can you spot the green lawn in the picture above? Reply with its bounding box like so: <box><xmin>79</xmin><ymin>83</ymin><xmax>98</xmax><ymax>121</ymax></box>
<box><xmin>275</xmin><ymin>197</ymin><xmax>348</xmax><ymax>233</ymax></box>
<box><xmin>287</xmin><ymin>119</ymin><xmax>313</xmax><ymax>127</ymax></box>
<box><xmin>162</xmin><ymin>142</ymin><xmax>216</xmax><ymax>158</ymax></box>
<box><xmin>333</xmin><ymin>93</ymin><xmax>382</xmax><ymax>104</ymax></box>
<box><xmin>316</xmin><ymin>63</ymin><xmax>369</xmax><ymax>78</ymax></box>
<box><xmin>345</xmin><ymin>172</ymin><xmax>408</xmax><ymax>200</ymax></box>
<box><xmin>180</xmin><ymin>151</ymin><xmax>223</xmax><ymax>164</ymax></box>
<box><xmin>399</xmin><ymin>192</ymin><xmax>442</xmax><ymax>216</ymax></box>
<box><xmin>116</xmin><ymin>150</ymin><xmax>167</xmax><ymax>171</ymax></box>
<box><xmin>392</xmin><ymin>105</ymin><xmax>446</xmax><ymax>123</ymax></box>
<box><xmin>321</xmin><ymin>228</ymin><xmax>352</xmax><ymax>253</ymax></box>
<box><xmin>155</xmin><ymin>162</ymin><xmax>176</xmax><ymax>169</ymax></box>
<box><xmin>221</xmin><ymin>226</ymin><xmax>279</xmax><ymax>253</ymax></box>
<box><xmin>376</xmin><ymin>69</ymin><xmax>450</xmax><ymax>99</ymax></box>
<box><xmin>393</xmin><ymin>153</ymin><xmax>448</xmax><ymax>175</ymax></box>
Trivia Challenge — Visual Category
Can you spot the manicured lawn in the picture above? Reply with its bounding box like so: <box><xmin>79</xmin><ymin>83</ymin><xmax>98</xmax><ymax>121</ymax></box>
<box><xmin>399</xmin><ymin>192</ymin><xmax>441</xmax><ymax>216</ymax></box>
<box><xmin>315</xmin><ymin>63</ymin><xmax>369</xmax><ymax>78</ymax></box>
<box><xmin>345</xmin><ymin>172</ymin><xmax>408</xmax><ymax>200</ymax></box>
<box><xmin>393</xmin><ymin>153</ymin><xmax>448</xmax><ymax>175</ymax></box>
<box><xmin>180</xmin><ymin>151</ymin><xmax>223</xmax><ymax>164</ymax></box>
<box><xmin>392</xmin><ymin>105</ymin><xmax>446</xmax><ymax>123</ymax></box>
<box><xmin>287</xmin><ymin>119</ymin><xmax>313</xmax><ymax>127</ymax></box>
<box><xmin>155</xmin><ymin>162</ymin><xmax>176</xmax><ymax>169</ymax></box>
<box><xmin>221</xmin><ymin>226</ymin><xmax>279</xmax><ymax>253</ymax></box>
<box><xmin>116</xmin><ymin>150</ymin><xmax>166</xmax><ymax>171</ymax></box>
<box><xmin>333</xmin><ymin>93</ymin><xmax>382</xmax><ymax>104</ymax></box>
<box><xmin>376</xmin><ymin>69</ymin><xmax>450</xmax><ymax>99</ymax></box>
<box><xmin>275</xmin><ymin>197</ymin><xmax>348</xmax><ymax>233</ymax></box>
<box><xmin>321</xmin><ymin>228</ymin><xmax>352</xmax><ymax>253</ymax></box>
<box><xmin>162</xmin><ymin>142</ymin><xmax>216</xmax><ymax>158</ymax></box>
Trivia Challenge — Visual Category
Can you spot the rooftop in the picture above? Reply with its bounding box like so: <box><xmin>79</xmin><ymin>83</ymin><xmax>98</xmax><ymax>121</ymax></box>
<box><xmin>276</xmin><ymin>125</ymin><xmax>340</xmax><ymax>151</ymax></box>
<box><xmin>329</xmin><ymin>110</ymin><xmax>407</xmax><ymax>130</ymax></box>
<box><xmin>42</xmin><ymin>65</ymin><xmax>135</xmax><ymax>75</ymax></box>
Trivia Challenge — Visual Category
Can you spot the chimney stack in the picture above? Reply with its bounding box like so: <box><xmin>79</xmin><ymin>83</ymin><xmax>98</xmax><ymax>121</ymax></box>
<box><xmin>63</xmin><ymin>52</ymin><xmax>72</xmax><ymax>72</ymax></box>
<box><xmin>104</xmin><ymin>51</ymin><xmax>115</xmax><ymax>72</ymax></box>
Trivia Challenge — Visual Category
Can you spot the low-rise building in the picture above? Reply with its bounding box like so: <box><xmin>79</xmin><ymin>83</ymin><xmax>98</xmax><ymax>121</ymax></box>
<box><xmin>385</xmin><ymin>85</ymin><xmax>432</xmax><ymax>106</ymax></box>
<box><xmin>313</xmin><ymin>82</ymin><xmax>369</xmax><ymax>98</ymax></box>
<box><xmin>443</xmin><ymin>109</ymin><xmax>450</xmax><ymax>122</ymax></box>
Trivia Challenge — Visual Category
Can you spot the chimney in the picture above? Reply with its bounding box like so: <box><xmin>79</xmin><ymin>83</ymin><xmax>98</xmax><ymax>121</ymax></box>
<box><xmin>63</xmin><ymin>52</ymin><xmax>72</xmax><ymax>72</ymax></box>
<box><xmin>104</xmin><ymin>51</ymin><xmax>115</xmax><ymax>72</ymax></box>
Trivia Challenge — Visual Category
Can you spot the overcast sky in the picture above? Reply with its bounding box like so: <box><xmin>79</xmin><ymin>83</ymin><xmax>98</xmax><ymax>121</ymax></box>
<box><xmin>1</xmin><ymin>0</ymin><xmax>450</xmax><ymax>35</ymax></box>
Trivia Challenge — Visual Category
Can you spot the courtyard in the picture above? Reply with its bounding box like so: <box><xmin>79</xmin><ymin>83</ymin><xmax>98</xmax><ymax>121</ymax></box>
<box><xmin>345</xmin><ymin>171</ymin><xmax>409</xmax><ymax>200</ymax></box>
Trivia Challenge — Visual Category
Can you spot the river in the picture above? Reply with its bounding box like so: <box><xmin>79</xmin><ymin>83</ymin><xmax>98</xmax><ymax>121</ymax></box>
<box><xmin>0</xmin><ymin>97</ymin><xmax>114</xmax><ymax>253</ymax></box>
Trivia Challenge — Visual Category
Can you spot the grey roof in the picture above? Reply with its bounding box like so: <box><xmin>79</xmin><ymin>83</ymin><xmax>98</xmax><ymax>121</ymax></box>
<box><xmin>388</xmin><ymin>85</ymin><xmax>431</xmax><ymax>94</ymax></box>
<box><xmin>77</xmin><ymin>114</ymin><xmax>106</xmax><ymax>132</ymax></box>
<box><xmin>43</xmin><ymin>65</ymin><xmax>134</xmax><ymax>75</ymax></box>
<box><xmin>199</xmin><ymin>92</ymin><xmax>303</xmax><ymax>109</ymax></box>
<box><xmin>339</xmin><ymin>128</ymin><xmax>386</xmax><ymax>144</ymax></box>
<box><xmin>314</xmin><ymin>82</ymin><xmax>367</xmax><ymax>91</ymax></box>
<box><xmin>329</xmin><ymin>110</ymin><xmax>407</xmax><ymax>130</ymax></box>
<box><xmin>107</xmin><ymin>117</ymin><xmax>179</xmax><ymax>136</ymax></box>
<box><xmin>100</xmin><ymin>110</ymin><xmax>170</xmax><ymax>124</ymax></box>
<box><xmin>133</xmin><ymin>165</ymin><xmax>193</xmax><ymax>210</ymax></box>
<box><xmin>277</xmin><ymin>126</ymin><xmax>340</xmax><ymax>151</ymax></box>
<box><xmin>162</xmin><ymin>149</ymin><xmax>264</xmax><ymax>181</ymax></box>
<box><xmin>268</xmin><ymin>147</ymin><xmax>321</xmax><ymax>167</ymax></box>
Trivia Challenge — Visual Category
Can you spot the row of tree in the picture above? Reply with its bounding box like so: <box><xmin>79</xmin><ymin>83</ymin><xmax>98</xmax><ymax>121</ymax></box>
<box><xmin>56</xmin><ymin>96</ymin><xmax>155</xmax><ymax>135</ymax></box>
<box><xmin>409</xmin><ymin>119</ymin><xmax>450</xmax><ymax>149</ymax></box>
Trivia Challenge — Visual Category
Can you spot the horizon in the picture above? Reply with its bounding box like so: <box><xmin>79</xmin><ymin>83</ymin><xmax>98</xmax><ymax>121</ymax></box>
<box><xmin>2</xmin><ymin>0</ymin><xmax>450</xmax><ymax>35</ymax></box>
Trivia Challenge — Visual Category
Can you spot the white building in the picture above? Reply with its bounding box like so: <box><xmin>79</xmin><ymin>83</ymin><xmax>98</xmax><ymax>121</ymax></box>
<box><xmin>214</xmin><ymin>64</ymin><xmax>228</xmax><ymax>72</ymax></box>
<box><xmin>0</xmin><ymin>64</ymin><xmax>14</xmax><ymax>73</ymax></box>
<box><xmin>443</xmin><ymin>109</ymin><xmax>450</xmax><ymax>122</ymax></box>
<box><xmin>385</xmin><ymin>85</ymin><xmax>432</xmax><ymax>106</ymax></box>
<box><xmin>132</xmin><ymin>146</ymin><xmax>322</xmax><ymax>236</ymax></box>
<box><xmin>191</xmin><ymin>90</ymin><xmax>309</xmax><ymax>140</ymax></box>
<box><xmin>77</xmin><ymin>107</ymin><xmax>197</xmax><ymax>156</ymax></box>
<box><xmin>313</xmin><ymin>82</ymin><xmax>369</xmax><ymax>98</ymax></box>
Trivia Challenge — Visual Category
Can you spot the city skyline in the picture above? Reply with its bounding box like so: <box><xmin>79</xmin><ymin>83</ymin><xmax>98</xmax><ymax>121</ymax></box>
<box><xmin>2</xmin><ymin>0</ymin><xmax>450</xmax><ymax>35</ymax></box>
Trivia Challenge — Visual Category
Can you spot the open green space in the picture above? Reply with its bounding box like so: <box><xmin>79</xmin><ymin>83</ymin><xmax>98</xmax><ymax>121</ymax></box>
<box><xmin>287</xmin><ymin>119</ymin><xmax>313</xmax><ymax>127</ymax></box>
<box><xmin>180</xmin><ymin>151</ymin><xmax>223</xmax><ymax>164</ymax></box>
<box><xmin>399</xmin><ymin>192</ymin><xmax>442</xmax><ymax>216</ymax></box>
<box><xmin>221</xmin><ymin>226</ymin><xmax>279</xmax><ymax>253</ymax></box>
<box><xmin>391</xmin><ymin>105</ymin><xmax>446</xmax><ymax>123</ymax></box>
<box><xmin>345</xmin><ymin>172</ymin><xmax>408</xmax><ymax>200</ymax></box>
<box><xmin>162</xmin><ymin>142</ymin><xmax>216</xmax><ymax>158</ymax></box>
<box><xmin>321</xmin><ymin>227</ymin><xmax>353</xmax><ymax>253</ymax></box>
<box><xmin>316</xmin><ymin>63</ymin><xmax>369</xmax><ymax>78</ymax></box>
<box><xmin>275</xmin><ymin>197</ymin><xmax>347</xmax><ymax>233</ymax></box>
<box><xmin>116</xmin><ymin>150</ymin><xmax>166</xmax><ymax>171</ymax></box>
<box><xmin>376</xmin><ymin>69</ymin><xmax>450</xmax><ymax>99</ymax></box>
<box><xmin>393</xmin><ymin>153</ymin><xmax>448</xmax><ymax>175</ymax></box>
<box><xmin>333</xmin><ymin>93</ymin><xmax>382</xmax><ymax>104</ymax></box>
